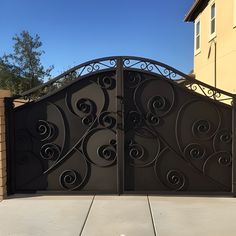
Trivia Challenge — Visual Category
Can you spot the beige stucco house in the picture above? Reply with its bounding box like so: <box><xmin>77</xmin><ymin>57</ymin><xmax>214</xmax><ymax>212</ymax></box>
<box><xmin>185</xmin><ymin>0</ymin><xmax>236</xmax><ymax>93</ymax></box>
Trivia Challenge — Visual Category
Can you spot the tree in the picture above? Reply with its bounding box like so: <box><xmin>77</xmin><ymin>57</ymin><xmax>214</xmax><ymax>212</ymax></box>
<box><xmin>0</xmin><ymin>31</ymin><xmax>53</xmax><ymax>95</ymax></box>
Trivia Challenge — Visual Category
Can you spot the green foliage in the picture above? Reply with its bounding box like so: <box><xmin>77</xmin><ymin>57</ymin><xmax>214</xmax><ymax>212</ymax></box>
<box><xmin>0</xmin><ymin>31</ymin><xmax>53</xmax><ymax>95</ymax></box>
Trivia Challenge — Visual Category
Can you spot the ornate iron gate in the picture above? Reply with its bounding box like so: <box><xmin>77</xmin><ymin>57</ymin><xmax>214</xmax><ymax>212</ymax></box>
<box><xmin>5</xmin><ymin>56</ymin><xmax>236</xmax><ymax>195</ymax></box>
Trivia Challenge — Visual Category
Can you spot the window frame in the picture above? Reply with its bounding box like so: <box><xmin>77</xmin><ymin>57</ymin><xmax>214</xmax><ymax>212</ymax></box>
<box><xmin>194</xmin><ymin>17</ymin><xmax>201</xmax><ymax>55</ymax></box>
<box><xmin>209</xmin><ymin>1</ymin><xmax>216</xmax><ymax>41</ymax></box>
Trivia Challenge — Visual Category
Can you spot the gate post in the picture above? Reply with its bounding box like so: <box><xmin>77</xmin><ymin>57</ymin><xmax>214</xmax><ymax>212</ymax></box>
<box><xmin>116</xmin><ymin>57</ymin><xmax>124</xmax><ymax>194</ymax></box>
<box><xmin>233</xmin><ymin>96</ymin><xmax>236</xmax><ymax>197</ymax></box>
<box><xmin>0</xmin><ymin>90</ymin><xmax>11</xmax><ymax>200</ymax></box>
<box><xmin>4</xmin><ymin>97</ymin><xmax>15</xmax><ymax>196</ymax></box>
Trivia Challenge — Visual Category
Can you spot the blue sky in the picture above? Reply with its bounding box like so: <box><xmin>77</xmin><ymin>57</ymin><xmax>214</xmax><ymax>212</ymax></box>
<box><xmin>0</xmin><ymin>0</ymin><xmax>194</xmax><ymax>78</ymax></box>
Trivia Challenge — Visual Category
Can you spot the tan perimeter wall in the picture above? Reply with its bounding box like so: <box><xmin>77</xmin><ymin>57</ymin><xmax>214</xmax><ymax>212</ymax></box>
<box><xmin>194</xmin><ymin>0</ymin><xmax>236</xmax><ymax>93</ymax></box>
<box><xmin>0</xmin><ymin>90</ymin><xmax>11</xmax><ymax>201</ymax></box>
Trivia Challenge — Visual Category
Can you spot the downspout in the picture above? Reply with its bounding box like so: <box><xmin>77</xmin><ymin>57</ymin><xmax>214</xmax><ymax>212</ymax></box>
<box><xmin>214</xmin><ymin>40</ymin><xmax>217</xmax><ymax>88</ymax></box>
<box><xmin>208</xmin><ymin>40</ymin><xmax>217</xmax><ymax>88</ymax></box>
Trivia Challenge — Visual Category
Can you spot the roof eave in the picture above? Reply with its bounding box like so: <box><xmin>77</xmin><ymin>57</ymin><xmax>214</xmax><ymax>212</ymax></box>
<box><xmin>184</xmin><ymin>0</ymin><xmax>204</xmax><ymax>22</ymax></box>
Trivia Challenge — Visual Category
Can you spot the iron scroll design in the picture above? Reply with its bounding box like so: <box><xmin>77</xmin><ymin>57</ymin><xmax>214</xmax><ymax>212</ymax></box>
<box><xmin>15</xmin><ymin>58</ymin><xmax>117</xmax><ymax>100</ymax></box>
<box><xmin>8</xmin><ymin>56</ymin><xmax>236</xmax><ymax>194</ymax></box>
<box><xmin>12</xmin><ymin>56</ymin><xmax>234</xmax><ymax>105</ymax></box>
<box><xmin>12</xmin><ymin>71</ymin><xmax>118</xmax><ymax>192</ymax></box>
<box><xmin>123</xmin><ymin>70</ymin><xmax>233</xmax><ymax>192</ymax></box>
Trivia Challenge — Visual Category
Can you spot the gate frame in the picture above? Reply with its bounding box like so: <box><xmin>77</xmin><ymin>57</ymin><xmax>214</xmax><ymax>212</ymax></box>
<box><xmin>116</xmin><ymin>58</ymin><xmax>125</xmax><ymax>195</ymax></box>
<box><xmin>232</xmin><ymin>96</ymin><xmax>236</xmax><ymax>197</ymax></box>
<box><xmin>4</xmin><ymin>56</ymin><xmax>236</xmax><ymax>196</ymax></box>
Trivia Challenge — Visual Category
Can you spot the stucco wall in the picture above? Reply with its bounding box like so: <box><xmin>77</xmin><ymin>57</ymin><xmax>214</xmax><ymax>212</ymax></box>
<box><xmin>193</xmin><ymin>0</ymin><xmax>236</xmax><ymax>93</ymax></box>
<box><xmin>0</xmin><ymin>90</ymin><xmax>11</xmax><ymax>201</ymax></box>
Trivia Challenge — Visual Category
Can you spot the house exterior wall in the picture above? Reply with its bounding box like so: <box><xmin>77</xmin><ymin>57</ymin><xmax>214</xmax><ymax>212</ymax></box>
<box><xmin>193</xmin><ymin>0</ymin><xmax>236</xmax><ymax>93</ymax></box>
<box><xmin>0</xmin><ymin>90</ymin><xmax>11</xmax><ymax>201</ymax></box>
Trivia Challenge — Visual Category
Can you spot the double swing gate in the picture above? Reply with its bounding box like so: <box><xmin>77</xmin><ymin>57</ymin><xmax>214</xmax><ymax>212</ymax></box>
<box><xmin>5</xmin><ymin>56</ymin><xmax>236</xmax><ymax>195</ymax></box>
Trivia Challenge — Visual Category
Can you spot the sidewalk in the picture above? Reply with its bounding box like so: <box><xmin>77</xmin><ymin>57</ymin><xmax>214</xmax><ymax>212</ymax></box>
<box><xmin>0</xmin><ymin>195</ymin><xmax>236</xmax><ymax>236</ymax></box>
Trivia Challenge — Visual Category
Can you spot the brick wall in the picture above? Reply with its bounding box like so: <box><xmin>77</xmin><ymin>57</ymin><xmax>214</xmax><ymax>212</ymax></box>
<box><xmin>0</xmin><ymin>90</ymin><xmax>11</xmax><ymax>201</ymax></box>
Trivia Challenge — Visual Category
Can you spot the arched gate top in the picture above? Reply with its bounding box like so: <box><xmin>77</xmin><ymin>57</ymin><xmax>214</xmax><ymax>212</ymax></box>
<box><xmin>14</xmin><ymin>56</ymin><xmax>235</xmax><ymax>105</ymax></box>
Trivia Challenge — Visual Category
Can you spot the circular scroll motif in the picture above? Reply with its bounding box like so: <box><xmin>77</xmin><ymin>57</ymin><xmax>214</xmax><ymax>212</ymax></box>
<box><xmin>203</xmin><ymin>151</ymin><xmax>232</xmax><ymax>179</ymax></box>
<box><xmin>40</xmin><ymin>143</ymin><xmax>61</xmax><ymax>160</ymax></box>
<box><xmin>184</xmin><ymin>143</ymin><xmax>205</xmax><ymax>160</ymax></box>
<box><xmin>128</xmin><ymin>140</ymin><xmax>145</xmax><ymax>160</ymax></box>
<box><xmin>148</xmin><ymin>96</ymin><xmax>167</xmax><ymax>113</ymax></box>
<box><xmin>134</xmin><ymin>79</ymin><xmax>175</xmax><ymax>120</ymax></box>
<box><xmin>217</xmin><ymin>152</ymin><xmax>232</xmax><ymax>166</ymax></box>
<box><xmin>36</xmin><ymin>120</ymin><xmax>56</xmax><ymax>141</ymax></box>
<box><xmin>126</xmin><ymin>128</ymin><xmax>160</xmax><ymax>167</ymax></box>
<box><xmin>82</xmin><ymin>128</ymin><xmax>117</xmax><ymax>167</ymax></box>
<box><xmin>59</xmin><ymin>170</ymin><xmax>81</xmax><ymax>190</ymax></box>
<box><xmin>146</xmin><ymin>112</ymin><xmax>160</xmax><ymax>126</ymax></box>
<box><xmin>192</xmin><ymin>120</ymin><xmax>211</xmax><ymax>138</ymax></box>
<box><xmin>76</xmin><ymin>98</ymin><xmax>97</xmax><ymax>126</ymax></box>
<box><xmin>213</xmin><ymin>130</ymin><xmax>232</xmax><ymax>153</ymax></box>
<box><xmin>219</xmin><ymin>132</ymin><xmax>232</xmax><ymax>143</ymax></box>
<box><xmin>125</xmin><ymin>71</ymin><xmax>142</xmax><ymax>88</ymax></box>
<box><xmin>99</xmin><ymin>112</ymin><xmax>116</xmax><ymax>129</ymax></box>
<box><xmin>98</xmin><ymin>76</ymin><xmax>116</xmax><ymax>90</ymax></box>
<box><xmin>166</xmin><ymin>170</ymin><xmax>186</xmax><ymax>191</ymax></box>
<box><xmin>176</xmin><ymin>100</ymin><xmax>221</xmax><ymax>152</ymax></box>
<box><xmin>97</xmin><ymin>140</ymin><xmax>116</xmax><ymax>161</ymax></box>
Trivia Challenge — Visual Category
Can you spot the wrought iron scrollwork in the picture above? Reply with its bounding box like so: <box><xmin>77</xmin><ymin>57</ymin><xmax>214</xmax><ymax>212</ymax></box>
<box><xmin>76</xmin><ymin>98</ymin><xmax>97</xmax><ymax>126</ymax></box>
<box><xmin>11</xmin><ymin>56</ymin><xmax>235</xmax><ymax>194</ymax></box>
<box><xmin>99</xmin><ymin>112</ymin><xmax>116</xmax><ymax>129</ymax></box>
<box><xmin>12</xmin><ymin>56</ymin><xmax>234</xmax><ymax>106</ymax></box>
<box><xmin>97</xmin><ymin>140</ymin><xmax>116</xmax><ymax>161</ymax></box>
<box><xmin>97</xmin><ymin>76</ymin><xmax>116</xmax><ymax>90</ymax></box>
<box><xmin>59</xmin><ymin>169</ymin><xmax>81</xmax><ymax>190</ymax></box>
<box><xmin>146</xmin><ymin>112</ymin><xmax>160</xmax><ymax>126</ymax></box>
<box><xmin>128</xmin><ymin>140</ymin><xmax>145</xmax><ymax>161</ymax></box>
<box><xmin>125</xmin><ymin>127</ymin><xmax>160</xmax><ymax>168</ymax></box>
<box><xmin>123</xmin><ymin>58</ymin><xmax>177</xmax><ymax>80</ymax></box>
<box><xmin>166</xmin><ymin>170</ymin><xmax>186</xmax><ymax>191</ymax></box>
<box><xmin>187</xmin><ymin>82</ymin><xmax>234</xmax><ymax>104</ymax></box>
<box><xmin>184</xmin><ymin>143</ymin><xmax>206</xmax><ymax>160</ymax></box>
<box><xmin>37</xmin><ymin>120</ymin><xmax>55</xmax><ymax>141</ymax></box>
<box><xmin>124</xmin><ymin>68</ymin><xmax>233</xmax><ymax>192</ymax></box>
<box><xmin>40</xmin><ymin>143</ymin><xmax>61</xmax><ymax>161</ymax></box>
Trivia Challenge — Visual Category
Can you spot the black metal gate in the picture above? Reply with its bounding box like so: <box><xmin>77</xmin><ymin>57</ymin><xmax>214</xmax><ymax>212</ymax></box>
<box><xmin>5</xmin><ymin>56</ymin><xmax>236</xmax><ymax>195</ymax></box>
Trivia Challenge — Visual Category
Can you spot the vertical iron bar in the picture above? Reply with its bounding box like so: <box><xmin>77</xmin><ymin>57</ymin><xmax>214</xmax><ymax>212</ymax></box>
<box><xmin>116</xmin><ymin>57</ymin><xmax>124</xmax><ymax>194</ymax></box>
<box><xmin>232</xmin><ymin>96</ymin><xmax>236</xmax><ymax>197</ymax></box>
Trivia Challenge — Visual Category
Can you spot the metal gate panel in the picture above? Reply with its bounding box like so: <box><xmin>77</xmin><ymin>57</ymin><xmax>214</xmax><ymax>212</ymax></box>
<box><xmin>123</xmin><ymin>70</ymin><xmax>232</xmax><ymax>193</ymax></box>
<box><xmin>8</xmin><ymin>69</ymin><xmax>118</xmax><ymax>193</ymax></box>
<box><xmin>5</xmin><ymin>56</ymin><xmax>235</xmax><ymax>195</ymax></box>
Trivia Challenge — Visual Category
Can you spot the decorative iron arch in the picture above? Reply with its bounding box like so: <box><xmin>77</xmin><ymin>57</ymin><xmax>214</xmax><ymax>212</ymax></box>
<box><xmin>13</xmin><ymin>56</ymin><xmax>234</xmax><ymax>105</ymax></box>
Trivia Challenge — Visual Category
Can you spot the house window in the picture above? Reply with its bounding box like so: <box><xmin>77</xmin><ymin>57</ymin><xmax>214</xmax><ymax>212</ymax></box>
<box><xmin>210</xmin><ymin>2</ymin><xmax>216</xmax><ymax>39</ymax></box>
<box><xmin>195</xmin><ymin>19</ymin><xmax>201</xmax><ymax>53</ymax></box>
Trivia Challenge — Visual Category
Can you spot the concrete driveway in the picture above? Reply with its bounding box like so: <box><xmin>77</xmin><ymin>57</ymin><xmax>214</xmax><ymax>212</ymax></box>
<box><xmin>0</xmin><ymin>195</ymin><xmax>236</xmax><ymax>236</ymax></box>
